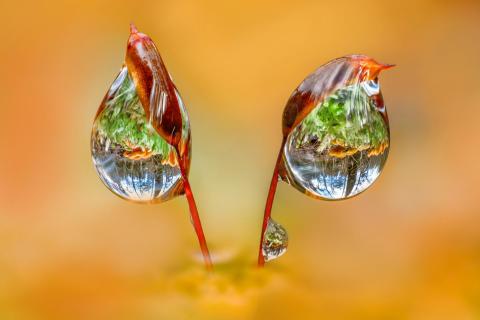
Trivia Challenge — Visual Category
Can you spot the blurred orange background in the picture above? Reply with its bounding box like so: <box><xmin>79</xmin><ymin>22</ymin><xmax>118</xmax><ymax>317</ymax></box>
<box><xmin>1</xmin><ymin>0</ymin><xmax>480</xmax><ymax>319</ymax></box>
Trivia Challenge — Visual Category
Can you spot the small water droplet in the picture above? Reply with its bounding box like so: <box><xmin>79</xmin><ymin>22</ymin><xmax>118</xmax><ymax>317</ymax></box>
<box><xmin>262</xmin><ymin>219</ymin><xmax>288</xmax><ymax>262</ymax></box>
<box><xmin>281</xmin><ymin>56</ymin><xmax>390</xmax><ymax>200</ymax></box>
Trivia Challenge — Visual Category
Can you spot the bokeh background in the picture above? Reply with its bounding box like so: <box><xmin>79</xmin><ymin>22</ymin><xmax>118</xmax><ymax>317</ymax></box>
<box><xmin>1</xmin><ymin>0</ymin><xmax>480</xmax><ymax>319</ymax></box>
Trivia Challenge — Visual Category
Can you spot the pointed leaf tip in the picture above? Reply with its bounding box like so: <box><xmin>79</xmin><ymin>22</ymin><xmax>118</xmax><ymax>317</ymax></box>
<box><xmin>130</xmin><ymin>23</ymin><xmax>138</xmax><ymax>34</ymax></box>
<box><xmin>379</xmin><ymin>63</ymin><xmax>395</xmax><ymax>71</ymax></box>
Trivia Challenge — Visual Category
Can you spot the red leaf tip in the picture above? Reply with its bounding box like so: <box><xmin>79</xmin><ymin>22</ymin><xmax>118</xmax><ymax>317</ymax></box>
<box><xmin>130</xmin><ymin>23</ymin><xmax>138</xmax><ymax>34</ymax></box>
<box><xmin>379</xmin><ymin>63</ymin><xmax>395</xmax><ymax>71</ymax></box>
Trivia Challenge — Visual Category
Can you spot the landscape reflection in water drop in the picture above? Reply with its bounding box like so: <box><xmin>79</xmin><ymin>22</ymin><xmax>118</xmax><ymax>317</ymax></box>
<box><xmin>262</xmin><ymin>218</ymin><xmax>288</xmax><ymax>262</ymax></box>
<box><xmin>91</xmin><ymin>67</ymin><xmax>185</xmax><ymax>202</ymax></box>
<box><xmin>283</xmin><ymin>80</ymin><xmax>390</xmax><ymax>200</ymax></box>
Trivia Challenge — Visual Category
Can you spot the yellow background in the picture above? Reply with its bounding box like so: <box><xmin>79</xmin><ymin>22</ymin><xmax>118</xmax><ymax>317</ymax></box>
<box><xmin>1</xmin><ymin>0</ymin><xmax>480</xmax><ymax>319</ymax></box>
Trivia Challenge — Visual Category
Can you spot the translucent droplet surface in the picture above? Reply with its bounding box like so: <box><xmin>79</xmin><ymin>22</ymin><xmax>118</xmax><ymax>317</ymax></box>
<box><xmin>280</xmin><ymin>56</ymin><xmax>391</xmax><ymax>200</ymax></box>
<box><xmin>283</xmin><ymin>81</ymin><xmax>389</xmax><ymax>200</ymax></box>
<box><xmin>262</xmin><ymin>219</ymin><xmax>288</xmax><ymax>262</ymax></box>
<box><xmin>91</xmin><ymin>67</ymin><xmax>187</xmax><ymax>202</ymax></box>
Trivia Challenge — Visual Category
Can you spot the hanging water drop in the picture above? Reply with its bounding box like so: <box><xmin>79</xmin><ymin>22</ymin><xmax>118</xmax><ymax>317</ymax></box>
<box><xmin>258</xmin><ymin>55</ymin><xmax>394</xmax><ymax>267</ymax></box>
<box><xmin>262</xmin><ymin>218</ymin><xmax>288</xmax><ymax>262</ymax></box>
<box><xmin>90</xmin><ymin>25</ymin><xmax>213</xmax><ymax>270</ymax></box>
<box><xmin>280</xmin><ymin>55</ymin><xmax>392</xmax><ymax>200</ymax></box>
<box><xmin>91</xmin><ymin>67</ymin><xmax>187</xmax><ymax>202</ymax></box>
<box><xmin>90</xmin><ymin>25</ymin><xmax>191</xmax><ymax>203</ymax></box>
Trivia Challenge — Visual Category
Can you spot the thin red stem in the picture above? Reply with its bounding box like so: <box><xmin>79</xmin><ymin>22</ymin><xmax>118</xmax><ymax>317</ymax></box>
<box><xmin>178</xmin><ymin>158</ymin><xmax>213</xmax><ymax>272</ymax></box>
<box><xmin>257</xmin><ymin>139</ymin><xmax>286</xmax><ymax>267</ymax></box>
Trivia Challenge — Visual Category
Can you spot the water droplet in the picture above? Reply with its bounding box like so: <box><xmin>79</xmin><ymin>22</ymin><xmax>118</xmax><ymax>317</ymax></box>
<box><xmin>280</xmin><ymin>55</ymin><xmax>391</xmax><ymax>200</ymax></box>
<box><xmin>262</xmin><ymin>219</ymin><xmax>288</xmax><ymax>262</ymax></box>
<box><xmin>91</xmin><ymin>67</ymin><xmax>187</xmax><ymax>202</ymax></box>
<box><xmin>91</xmin><ymin>26</ymin><xmax>191</xmax><ymax>203</ymax></box>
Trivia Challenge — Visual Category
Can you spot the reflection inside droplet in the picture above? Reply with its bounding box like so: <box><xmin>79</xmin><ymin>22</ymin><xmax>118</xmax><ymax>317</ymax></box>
<box><xmin>262</xmin><ymin>218</ymin><xmax>288</xmax><ymax>262</ymax></box>
<box><xmin>283</xmin><ymin>81</ymin><xmax>389</xmax><ymax>200</ymax></box>
<box><xmin>91</xmin><ymin>67</ymin><xmax>184</xmax><ymax>202</ymax></box>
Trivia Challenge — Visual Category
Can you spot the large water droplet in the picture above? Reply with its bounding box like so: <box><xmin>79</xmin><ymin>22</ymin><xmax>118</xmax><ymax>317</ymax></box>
<box><xmin>262</xmin><ymin>218</ymin><xmax>288</xmax><ymax>262</ymax></box>
<box><xmin>280</xmin><ymin>56</ymin><xmax>390</xmax><ymax>200</ymax></box>
<box><xmin>91</xmin><ymin>67</ymin><xmax>187</xmax><ymax>202</ymax></box>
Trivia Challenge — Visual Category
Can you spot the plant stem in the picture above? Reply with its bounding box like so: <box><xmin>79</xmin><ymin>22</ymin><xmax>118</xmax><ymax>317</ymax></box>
<box><xmin>178</xmin><ymin>159</ymin><xmax>213</xmax><ymax>272</ymax></box>
<box><xmin>257</xmin><ymin>138</ymin><xmax>286</xmax><ymax>267</ymax></box>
